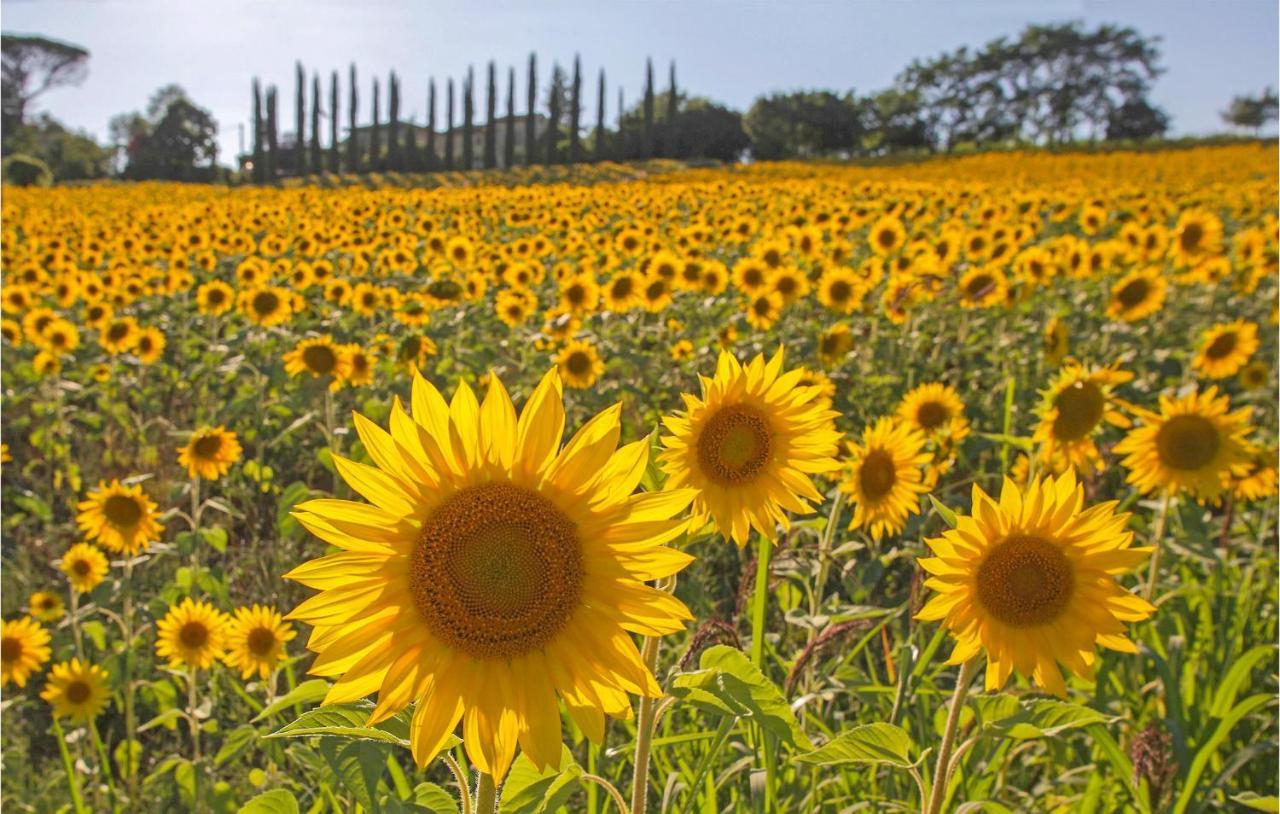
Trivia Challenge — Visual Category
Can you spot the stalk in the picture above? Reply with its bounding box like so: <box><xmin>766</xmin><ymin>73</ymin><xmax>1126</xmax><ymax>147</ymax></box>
<box><xmin>925</xmin><ymin>658</ymin><xmax>979</xmax><ymax>814</ymax></box>
<box><xmin>629</xmin><ymin>633</ymin><xmax>661</xmax><ymax>814</ymax></box>
<box><xmin>474</xmin><ymin>771</ymin><xmax>497</xmax><ymax>814</ymax></box>
<box><xmin>187</xmin><ymin>666</ymin><xmax>203</xmax><ymax>813</ymax></box>
<box><xmin>52</xmin><ymin>716</ymin><xmax>89</xmax><ymax>814</ymax></box>
<box><xmin>1143</xmin><ymin>490</ymin><xmax>1172</xmax><ymax>602</ymax></box>
<box><xmin>749</xmin><ymin>534</ymin><xmax>772</xmax><ymax>665</ymax></box>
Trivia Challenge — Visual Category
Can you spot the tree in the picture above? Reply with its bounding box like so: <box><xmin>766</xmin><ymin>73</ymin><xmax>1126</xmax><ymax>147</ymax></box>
<box><xmin>594</xmin><ymin>69</ymin><xmax>607</xmax><ymax>162</ymax></box>
<box><xmin>865</xmin><ymin>88</ymin><xmax>930</xmax><ymax>154</ymax></box>
<box><xmin>371</xmin><ymin>76</ymin><xmax>381</xmax><ymax>170</ymax></box>
<box><xmin>117</xmin><ymin>85</ymin><xmax>218</xmax><ymax>181</ymax></box>
<box><xmin>294</xmin><ymin>61</ymin><xmax>306</xmax><ymax>175</ymax></box>
<box><xmin>743</xmin><ymin>91</ymin><xmax>864</xmax><ymax>159</ymax></box>
<box><xmin>329</xmin><ymin>71</ymin><xmax>339</xmax><ymax>172</ymax></box>
<box><xmin>667</xmin><ymin>98</ymin><xmax>748</xmax><ymax>161</ymax></box>
<box><xmin>1222</xmin><ymin>88</ymin><xmax>1279</xmax><ymax>133</ymax></box>
<box><xmin>310</xmin><ymin>73</ymin><xmax>321</xmax><ymax>173</ymax></box>
<box><xmin>525</xmin><ymin>53</ymin><xmax>537</xmax><ymax>167</ymax></box>
<box><xmin>484</xmin><ymin>61</ymin><xmax>497</xmax><ymax>169</ymax></box>
<box><xmin>347</xmin><ymin>64</ymin><xmax>358</xmax><ymax>172</ymax></box>
<box><xmin>252</xmin><ymin>79</ymin><xmax>265</xmax><ymax>182</ymax></box>
<box><xmin>445</xmin><ymin>78</ymin><xmax>455</xmax><ymax>170</ymax></box>
<box><xmin>665</xmin><ymin>61</ymin><xmax>678</xmax><ymax>156</ymax></box>
<box><xmin>569</xmin><ymin>55</ymin><xmax>582</xmax><ymax>163</ymax></box>
<box><xmin>1</xmin><ymin>34</ymin><xmax>88</xmax><ymax>136</ymax></box>
<box><xmin>6</xmin><ymin>113</ymin><xmax>111</xmax><ymax>180</ymax></box>
<box><xmin>642</xmin><ymin>58</ymin><xmax>654</xmax><ymax>158</ymax></box>
<box><xmin>425</xmin><ymin>80</ymin><xmax>437</xmax><ymax>171</ymax></box>
<box><xmin>266</xmin><ymin>86</ymin><xmax>279</xmax><ymax>179</ymax></box>
<box><xmin>388</xmin><ymin>71</ymin><xmax>401</xmax><ymax>171</ymax></box>
<box><xmin>504</xmin><ymin>67</ymin><xmax>516</xmax><ymax>168</ymax></box>
<box><xmin>545</xmin><ymin>63</ymin><xmax>564</xmax><ymax>165</ymax></box>
<box><xmin>463</xmin><ymin>68</ymin><xmax>474</xmax><ymax>170</ymax></box>
<box><xmin>1106</xmin><ymin>98</ymin><xmax>1169</xmax><ymax>140</ymax></box>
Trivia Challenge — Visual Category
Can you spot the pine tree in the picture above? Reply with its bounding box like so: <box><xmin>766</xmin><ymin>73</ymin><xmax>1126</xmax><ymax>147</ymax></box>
<box><xmin>388</xmin><ymin>72</ymin><xmax>401</xmax><ymax>171</ymax></box>
<box><xmin>546</xmin><ymin>64</ymin><xmax>562</xmax><ymax>165</ymax></box>
<box><xmin>425</xmin><ymin>80</ymin><xmax>437</xmax><ymax>171</ymax></box>
<box><xmin>665</xmin><ymin>61</ymin><xmax>678</xmax><ymax>158</ymax></box>
<box><xmin>252</xmin><ymin>78</ymin><xmax>265</xmax><ymax>182</ymax></box>
<box><xmin>642</xmin><ymin>58</ymin><xmax>654</xmax><ymax>159</ymax></box>
<box><xmin>525</xmin><ymin>53</ymin><xmax>537</xmax><ymax>167</ymax></box>
<box><xmin>445</xmin><ymin>78</ymin><xmax>455</xmax><ymax>171</ymax></box>
<box><xmin>594</xmin><ymin>69</ymin><xmax>606</xmax><ymax>163</ymax></box>
<box><xmin>371</xmin><ymin>77</ymin><xmax>381</xmax><ymax>170</ymax></box>
<box><xmin>504</xmin><ymin>67</ymin><xmax>516</xmax><ymax>168</ymax></box>
<box><xmin>462</xmin><ymin>68</ymin><xmax>474</xmax><ymax>171</ymax></box>
<box><xmin>483</xmin><ymin>61</ymin><xmax>497</xmax><ymax>170</ymax></box>
<box><xmin>295</xmin><ymin>61</ymin><xmax>306</xmax><ymax>175</ymax></box>
<box><xmin>569</xmin><ymin>55</ymin><xmax>582</xmax><ymax>164</ymax></box>
<box><xmin>347</xmin><ymin>65</ymin><xmax>358</xmax><ymax>172</ymax></box>
<box><xmin>265</xmin><ymin>86</ymin><xmax>279</xmax><ymax>180</ymax></box>
<box><xmin>310</xmin><ymin>73</ymin><xmax>321</xmax><ymax>174</ymax></box>
<box><xmin>329</xmin><ymin>71</ymin><xmax>339</xmax><ymax>173</ymax></box>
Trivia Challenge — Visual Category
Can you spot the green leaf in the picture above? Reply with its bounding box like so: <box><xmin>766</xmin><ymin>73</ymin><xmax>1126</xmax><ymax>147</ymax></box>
<box><xmin>113</xmin><ymin>738</ymin><xmax>141</xmax><ymax>778</ymax></box>
<box><xmin>1174</xmin><ymin>693</ymin><xmax>1276</xmax><ymax>814</ymax></box>
<box><xmin>200</xmin><ymin>526</ymin><xmax>228</xmax><ymax>553</ymax></box>
<box><xmin>498</xmin><ymin>746</ymin><xmax>581</xmax><ymax>814</ymax></box>
<box><xmin>406</xmin><ymin>782</ymin><xmax>460</xmax><ymax>814</ymax></box>
<box><xmin>139</xmin><ymin>707</ymin><xmax>185</xmax><ymax>732</ymax></box>
<box><xmin>795</xmin><ymin>722</ymin><xmax>914</xmax><ymax>768</ymax></box>
<box><xmin>253</xmin><ymin>678</ymin><xmax>330</xmax><ymax>722</ymax></box>
<box><xmin>215</xmin><ymin>724</ymin><xmax>258</xmax><ymax>767</ymax></box>
<box><xmin>1231</xmin><ymin>793</ymin><xmax>1280</xmax><ymax>813</ymax></box>
<box><xmin>1209</xmin><ymin>645</ymin><xmax>1274</xmax><ymax>718</ymax></box>
<box><xmin>320</xmin><ymin>739</ymin><xmax>387</xmax><ymax>814</ymax></box>
<box><xmin>928</xmin><ymin>494</ymin><xmax>958</xmax><ymax>527</ymax></box>
<box><xmin>978</xmin><ymin>698</ymin><xmax>1111</xmax><ymax>740</ymax></box>
<box><xmin>238</xmin><ymin>788</ymin><xmax>300</xmax><ymax>814</ymax></box>
<box><xmin>670</xmin><ymin>645</ymin><xmax>814</xmax><ymax>750</ymax></box>
<box><xmin>266</xmin><ymin>702</ymin><xmax>448</xmax><ymax>751</ymax></box>
<box><xmin>81</xmin><ymin>619</ymin><xmax>107</xmax><ymax>651</ymax></box>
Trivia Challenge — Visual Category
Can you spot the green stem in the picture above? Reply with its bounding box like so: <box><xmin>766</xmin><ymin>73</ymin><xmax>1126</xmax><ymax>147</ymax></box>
<box><xmin>926</xmin><ymin>658</ymin><xmax>979</xmax><ymax>814</ymax></box>
<box><xmin>188</xmin><ymin>667</ymin><xmax>203</xmax><ymax>813</ymax></box>
<box><xmin>52</xmin><ymin>716</ymin><xmax>89</xmax><ymax>814</ymax></box>
<box><xmin>91</xmin><ymin>718</ymin><xmax>120</xmax><ymax>812</ymax></box>
<box><xmin>1143</xmin><ymin>490</ymin><xmax>1172</xmax><ymax>602</ymax></box>
<box><xmin>190</xmin><ymin>476</ymin><xmax>202</xmax><ymax>587</ymax></box>
<box><xmin>474</xmin><ymin>771</ymin><xmax>497</xmax><ymax>814</ymax></box>
<box><xmin>69</xmin><ymin>588</ymin><xmax>84</xmax><ymax>659</ymax></box>
<box><xmin>121</xmin><ymin>559</ymin><xmax>138</xmax><ymax>801</ymax></box>
<box><xmin>750</xmin><ymin>534</ymin><xmax>772</xmax><ymax>666</ymax></box>
<box><xmin>629</xmin><ymin>634</ymin><xmax>661</xmax><ymax>814</ymax></box>
<box><xmin>580</xmin><ymin>774</ymin><xmax>629</xmax><ymax>814</ymax></box>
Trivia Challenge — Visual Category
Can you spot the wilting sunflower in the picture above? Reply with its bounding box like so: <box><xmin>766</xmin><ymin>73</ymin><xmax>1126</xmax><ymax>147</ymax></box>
<box><xmin>1</xmin><ymin>616</ymin><xmax>51</xmax><ymax>687</ymax></box>
<box><xmin>286</xmin><ymin>368</ymin><xmax>696</xmax><ymax>780</ymax></box>
<box><xmin>29</xmin><ymin>591</ymin><xmax>65</xmax><ymax>622</ymax></box>
<box><xmin>283</xmin><ymin>336</ymin><xmax>352</xmax><ymax>388</ymax></box>
<box><xmin>155</xmin><ymin>598</ymin><xmax>230</xmax><ymax>670</ymax></box>
<box><xmin>223</xmin><ymin>605</ymin><xmax>295</xmax><ymax>680</ymax></box>
<box><xmin>59</xmin><ymin>543</ymin><xmax>109</xmax><ymax>594</ymax></box>
<box><xmin>76</xmin><ymin>480</ymin><xmax>164</xmax><ymax>556</ymax></box>
<box><xmin>1192</xmin><ymin>320</ymin><xmax>1259</xmax><ymax>380</ymax></box>
<box><xmin>555</xmin><ymin>339</ymin><xmax>604</xmax><ymax>389</ymax></box>
<box><xmin>842</xmin><ymin>418</ymin><xmax>932</xmax><ymax>540</ymax></box>
<box><xmin>917</xmin><ymin>471</ymin><xmax>1155</xmax><ymax>694</ymax></box>
<box><xmin>660</xmin><ymin>348</ymin><xmax>841</xmax><ymax>545</ymax></box>
<box><xmin>1238</xmin><ymin>361</ymin><xmax>1270</xmax><ymax>391</ymax></box>
<box><xmin>178</xmin><ymin>426</ymin><xmax>243</xmax><ymax>481</ymax></box>
<box><xmin>1032</xmin><ymin>363</ymin><xmax>1132</xmax><ymax>473</ymax></box>
<box><xmin>1114</xmin><ymin>386</ymin><xmax>1253</xmax><ymax>502</ymax></box>
<box><xmin>1106</xmin><ymin>268</ymin><xmax>1167</xmax><ymax>322</ymax></box>
<box><xmin>897</xmin><ymin>382</ymin><xmax>971</xmax><ymax>444</ymax></box>
<box><xmin>1043</xmin><ymin>317</ymin><xmax>1069</xmax><ymax>367</ymax></box>
<box><xmin>41</xmin><ymin>659</ymin><xmax>110</xmax><ymax>722</ymax></box>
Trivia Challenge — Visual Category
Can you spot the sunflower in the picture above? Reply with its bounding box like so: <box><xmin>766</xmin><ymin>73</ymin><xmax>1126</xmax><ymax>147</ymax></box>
<box><xmin>868</xmin><ymin>215</ymin><xmax>906</xmax><ymax>256</ymax></box>
<box><xmin>670</xmin><ymin>339</ymin><xmax>694</xmax><ymax>361</ymax></box>
<box><xmin>1</xmin><ymin>617</ymin><xmax>51</xmax><ymax>687</ymax></box>
<box><xmin>178</xmin><ymin>426</ymin><xmax>244</xmax><ymax>481</ymax></box>
<box><xmin>744</xmin><ymin>290</ymin><xmax>783</xmax><ymax>330</ymax></box>
<box><xmin>133</xmin><ymin>326</ymin><xmax>166</xmax><ymax>364</ymax></box>
<box><xmin>41</xmin><ymin>659</ymin><xmax>110</xmax><ymax>722</ymax></box>
<box><xmin>817</xmin><ymin>267</ymin><xmax>864</xmax><ymax>314</ymax></box>
<box><xmin>1232</xmin><ymin>445</ymin><xmax>1278</xmax><ymax>502</ymax></box>
<box><xmin>223</xmin><ymin>605</ymin><xmax>296</xmax><ymax>680</ymax></box>
<box><xmin>731</xmin><ymin>258</ymin><xmax>770</xmax><ymax>295</ymax></box>
<box><xmin>29</xmin><ymin>591</ymin><xmax>65</xmax><ymax>622</ymax></box>
<box><xmin>283</xmin><ymin>335</ymin><xmax>352</xmax><ymax>388</ymax></box>
<box><xmin>769</xmin><ymin>267</ymin><xmax>810</xmax><ymax>305</ymax></box>
<box><xmin>660</xmin><ymin>348</ymin><xmax>841</xmax><ymax>545</ymax></box>
<box><xmin>59</xmin><ymin>543</ymin><xmax>109</xmax><ymax>594</ymax></box>
<box><xmin>285</xmin><ymin>368</ymin><xmax>696</xmax><ymax>780</ymax></box>
<box><xmin>1170</xmin><ymin>209</ymin><xmax>1223</xmax><ymax>267</ymax></box>
<box><xmin>1192</xmin><ymin>320</ymin><xmax>1259</xmax><ymax>380</ymax></box>
<box><xmin>1238</xmin><ymin>361</ymin><xmax>1270</xmax><ymax>391</ymax></box>
<box><xmin>99</xmin><ymin>315</ymin><xmax>140</xmax><ymax>354</ymax></box>
<box><xmin>155</xmin><ymin>598</ymin><xmax>230</xmax><ymax>670</ymax></box>
<box><xmin>1032</xmin><ymin>362</ymin><xmax>1133</xmax><ymax>473</ymax></box>
<box><xmin>1106</xmin><ymin>268</ymin><xmax>1166</xmax><ymax>322</ymax></box>
<box><xmin>555</xmin><ymin>339</ymin><xmax>604</xmax><ymax>390</ymax></box>
<box><xmin>1043</xmin><ymin>317</ymin><xmax>1069</xmax><ymax>367</ymax></box>
<box><xmin>77</xmin><ymin>480</ymin><xmax>164</xmax><ymax>556</ymax></box>
<box><xmin>897</xmin><ymin>382</ymin><xmax>971</xmax><ymax>444</ymax></box>
<box><xmin>917</xmin><ymin>471</ymin><xmax>1155</xmax><ymax>695</ymax></box>
<box><xmin>957</xmin><ymin>266</ymin><xmax>1008</xmax><ymax>309</ymax></box>
<box><xmin>1114</xmin><ymin>387</ymin><xmax>1254</xmax><ymax>502</ymax></box>
<box><xmin>842</xmin><ymin>418</ymin><xmax>931</xmax><ymax>540</ymax></box>
<box><xmin>817</xmin><ymin>324</ymin><xmax>855</xmax><ymax>367</ymax></box>
<box><xmin>239</xmin><ymin>286</ymin><xmax>294</xmax><ymax>327</ymax></box>
<box><xmin>602</xmin><ymin>272</ymin><xmax>640</xmax><ymax>312</ymax></box>
<box><xmin>344</xmin><ymin>344</ymin><xmax>377</xmax><ymax>388</ymax></box>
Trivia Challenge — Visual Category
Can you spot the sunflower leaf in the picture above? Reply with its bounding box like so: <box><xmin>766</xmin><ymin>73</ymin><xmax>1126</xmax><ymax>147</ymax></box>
<box><xmin>498</xmin><ymin>746</ymin><xmax>581</xmax><ymax>814</ymax></box>
<box><xmin>794</xmin><ymin>722</ymin><xmax>914</xmax><ymax>768</ymax></box>
<box><xmin>252</xmin><ymin>678</ymin><xmax>330</xmax><ymax>722</ymax></box>
<box><xmin>265</xmin><ymin>702</ymin><xmax>422</xmax><ymax>749</ymax></box>
<box><xmin>238</xmin><ymin>788</ymin><xmax>300</xmax><ymax>814</ymax></box>
<box><xmin>928</xmin><ymin>495</ymin><xmax>958</xmax><ymax>527</ymax></box>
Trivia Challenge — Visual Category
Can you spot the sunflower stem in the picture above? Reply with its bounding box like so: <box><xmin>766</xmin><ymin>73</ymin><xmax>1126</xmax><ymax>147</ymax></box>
<box><xmin>69</xmin><ymin>588</ymin><xmax>84</xmax><ymax>659</ymax></box>
<box><xmin>189</xmin><ymin>475</ymin><xmax>202</xmax><ymax>587</ymax></box>
<box><xmin>1143</xmin><ymin>490</ymin><xmax>1172</xmax><ymax>602</ymax></box>
<box><xmin>629</xmin><ymin>633</ymin><xmax>661</xmax><ymax>814</ymax></box>
<box><xmin>580</xmin><ymin>773</ymin><xmax>629</xmax><ymax>814</ymax></box>
<box><xmin>90</xmin><ymin>717</ymin><xmax>121</xmax><ymax>812</ymax></box>
<box><xmin>926</xmin><ymin>657</ymin><xmax>979</xmax><ymax>814</ymax></box>
<box><xmin>441</xmin><ymin>753</ymin><xmax>472</xmax><ymax>814</ymax></box>
<box><xmin>187</xmin><ymin>666</ymin><xmax>203</xmax><ymax>813</ymax></box>
<box><xmin>749</xmin><ymin>534</ymin><xmax>772</xmax><ymax>666</ymax></box>
<box><xmin>52</xmin><ymin>716</ymin><xmax>89</xmax><ymax>814</ymax></box>
<box><xmin>121</xmin><ymin>558</ymin><xmax>139</xmax><ymax>801</ymax></box>
<box><xmin>474</xmin><ymin>771</ymin><xmax>497</xmax><ymax>814</ymax></box>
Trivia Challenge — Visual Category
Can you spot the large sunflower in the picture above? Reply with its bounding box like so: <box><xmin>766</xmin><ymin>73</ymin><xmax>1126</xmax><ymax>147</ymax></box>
<box><xmin>917</xmin><ymin>472</ymin><xmax>1155</xmax><ymax>694</ymax></box>
<box><xmin>41</xmin><ymin>659</ymin><xmax>110</xmax><ymax>722</ymax></box>
<box><xmin>76</xmin><ymin>480</ymin><xmax>164</xmax><ymax>556</ymax></box>
<box><xmin>155</xmin><ymin>598</ymin><xmax>230</xmax><ymax>671</ymax></box>
<box><xmin>178</xmin><ymin>426</ymin><xmax>243</xmax><ymax>481</ymax></box>
<box><xmin>1032</xmin><ymin>362</ymin><xmax>1132</xmax><ymax>473</ymax></box>
<box><xmin>841</xmin><ymin>418</ymin><xmax>931</xmax><ymax>540</ymax></box>
<box><xmin>1192</xmin><ymin>320</ymin><xmax>1259</xmax><ymax>380</ymax></box>
<box><xmin>1</xmin><ymin>616</ymin><xmax>51</xmax><ymax>687</ymax></box>
<box><xmin>896</xmin><ymin>382</ymin><xmax>971</xmax><ymax>444</ymax></box>
<box><xmin>285</xmin><ymin>368</ymin><xmax>696</xmax><ymax>780</ymax></box>
<box><xmin>660</xmin><ymin>348</ymin><xmax>841</xmax><ymax>545</ymax></box>
<box><xmin>224</xmin><ymin>604</ymin><xmax>295</xmax><ymax>680</ymax></box>
<box><xmin>1114</xmin><ymin>387</ymin><xmax>1253</xmax><ymax>502</ymax></box>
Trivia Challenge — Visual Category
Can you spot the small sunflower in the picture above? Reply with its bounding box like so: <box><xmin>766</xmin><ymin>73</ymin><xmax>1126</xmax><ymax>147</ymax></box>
<box><xmin>660</xmin><ymin>348</ymin><xmax>842</xmax><ymax>545</ymax></box>
<box><xmin>223</xmin><ymin>605</ymin><xmax>295</xmax><ymax>680</ymax></box>
<box><xmin>1</xmin><ymin>616</ymin><xmax>51</xmax><ymax>687</ymax></box>
<box><xmin>178</xmin><ymin>426</ymin><xmax>243</xmax><ymax>481</ymax></box>
<box><xmin>1114</xmin><ymin>386</ymin><xmax>1253</xmax><ymax>502</ymax></box>
<box><xmin>1106</xmin><ymin>269</ymin><xmax>1166</xmax><ymax>322</ymax></box>
<box><xmin>155</xmin><ymin>598</ymin><xmax>230</xmax><ymax>671</ymax></box>
<box><xmin>41</xmin><ymin>659</ymin><xmax>110</xmax><ymax>722</ymax></box>
<box><xmin>133</xmin><ymin>326</ymin><xmax>166</xmax><ymax>364</ymax></box>
<box><xmin>99</xmin><ymin>316</ymin><xmax>140</xmax><ymax>354</ymax></box>
<box><xmin>744</xmin><ymin>290</ymin><xmax>783</xmax><ymax>330</ymax></box>
<box><xmin>1043</xmin><ymin>317</ymin><xmax>1069</xmax><ymax>367</ymax></box>
<box><xmin>817</xmin><ymin>324</ymin><xmax>855</xmax><ymax>367</ymax></box>
<box><xmin>1192</xmin><ymin>320</ymin><xmax>1259</xmax><ymax>380</ymax></box>
<box><xmin>239</xmin><ymin>286</ymin><xmax>294</xmax><ymax>327</ymax></box>
<box><xmin>897</xmin><ymin>382</ymin><xmax>971</xmax><ymax>444</ymax></box>
<box><xmin>29</xmin><ymin>591</ymin><xmax>65</xmax><ymax>622</ymax></box>
<box><xmin>76</xmin><ymin>480</ymin><xmax>164</xmax><ymax>556</ymax></box>
<box><xmin>59</xmin><ymin>543</ymin><xmax>109</xmax><ymax>594</ymax></box>
<box><xmin>556</xmin><ymin>340</ymin><xmax>605</xmax><ymax>389</ymax></box>
<box><xmin>1238</xmin><ymin>360</ymin><xmax>1270</xmax><ymax>391</ymax></box>
<box><xmin>283</xmin><ymin>336</ymin><xmax>352</xmax><ymax>389</ymax></box>
<box><xmin>917</xmin><ymin>471</ymin><xmax>1155</xmax><ymax>695</ymax></box>
<box><xmin>841</xmin><ymin>418</ymin><xmax>932</xmax><ymax>540</ymax></box>
<box><xmin>1032</xmin><ymin>362</ymin><xmax>1133</xmax><ymax>474</ymax></box>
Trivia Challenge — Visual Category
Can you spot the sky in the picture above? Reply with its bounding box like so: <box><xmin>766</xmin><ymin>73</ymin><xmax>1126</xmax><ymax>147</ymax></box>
<box><xmin>3</xmin><ymin>0</ymin><xmax>1277</xmax><ymax>162</ymax></box>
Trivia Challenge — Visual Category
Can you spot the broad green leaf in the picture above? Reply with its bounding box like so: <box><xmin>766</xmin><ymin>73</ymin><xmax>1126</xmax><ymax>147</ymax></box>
<box><xmin>1231</xmin><ymin>793</ymin><xmax>1280</xmax><ymax>813</ymax></box>
<box><xmin>113</xmin><ymin>738</ymin><xmax>141</xmax><ymax>778</ymax></box>
<box><xmin>670</xmin><ymin>645</ymin><xmax>813</xmax><ymax>750</ymax></box>
<box><xmin>980</xmin><ymin>698</ymin><xmax>1111</xmax><ymax>740</ymax></box>
<box><xmin>238</xmin><ymin>788</ymin><xmax>300</xmax><ymax>814</ymax></box>
<box><xmin>215</xmin><ymin>724</ymin><xmax>258</xmax><ymax>767</ymax></box>
<box><xmin>253</xmin><ymin>678</ymin><xmax>330</xmax><ymax>722</ymax></box>
<box><xmin>498</xmin><ymin>746</ymin><xmax>581</xmax><ymax>814</ymax></box>
<box><xmin>266</xmin><ymin>703</ymin><xmax>413</xmax><ymax>748</ymax></box>
<box><xmin>320</xmin><ymin>738</ymin><xmax>387</xmax><ymax>813</ymax></box>
<box><xmin>200</xmin><ymin>526</ymin><xmax>228</xmax><ymax>553</ymax></box>
<box><xmin>795</xmin><ymin>722</ymin><xmax>914</xmax><ymax>768</ymax></box>
<box><xmin>409</xmin><ymin>782</ymin><xmax>460</xmax><ymax>814</ymax></box>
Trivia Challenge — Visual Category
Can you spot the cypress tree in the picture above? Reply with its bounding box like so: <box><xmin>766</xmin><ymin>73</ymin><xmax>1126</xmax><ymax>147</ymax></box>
<box><xmin>329</xmin><ymin>71</ymin><xmax>339</xmax><ymax>172</ymax></box>
<box><xmin>569</xmin><ymin>55</ymin><xmax>581</xmax><ymax>164</ymax></box>
<box><xmin>371</xmin><ymin>77</ymin><xmax>381</xmax><ymax>170</ymax></box>
<box><xmin>252</xmin><ymin>78</ymin><xmax>265</xmax><ymax>182</ymax></box>
<box><xmin>265</xmin><ymin>86</ymin><xmax>279</xmax><ymax>180</ymax></box>
<box><xmin>594</xmin><ymin>69</ymin><xmax>606</xmax><ymax>162</ymax></box>
<box><xmin>445</xmin><ymin>78</ymin><xmax>455</xmax><ymax>171</ymax></box>
<box><xmin>294</xmin><ymin>61</ymin><xmax>306</xmax><ymax>175</ymax></box>
<box><xmin>546</xmin><ymin>64</ymin><xmax>561</xmax><ymax>165</ymax></box>
<box><xmin>462</xmin><ymin>68</ymin><xmax>474</xmax><ymax>171</ymax></box>
<box><xmin>388</xmin><ymin>72</ymin><xmax>401</xmax><ymax>171</ymax></box>
<box><xmin>617</xmin><ymin>87</ymin><xmax>625</xmax><ymax>160</ymax></box>
<box><xmin>310</xmin><ymin>73</ymin><xmax>321</xmax><ymax>173</ymax></box>
<box><xmin>504</xmin><ymin>67</ymin><xmax>516</xmax><ymax>168</ymax></box>
<box><xmin>483</xmin><ymin>62</ymin><xmax>497</xmax><ymax>170</ymax></box>
<box><xmin>665</xmin><ymin>61</ymin><xmax>678</xmax><ymax>158</ymax></box>
<box><xmin>425</xmin><ymin>80</ymin><xmax>437</xmax><ymax>171</ymax></box>
<box><xmin>525</xmin><ymin>53</ymin><xmax>536</xmax><ymax>167</ymax></box>
<box><xmin>347</xmin><ymin>65</ymin><xmax>358</xmax><ymax>172</ymax></box>
<box><xmin>642</xmin><ymin>58</ymin><xmax>654</xmax><ymax>159</ymax></box>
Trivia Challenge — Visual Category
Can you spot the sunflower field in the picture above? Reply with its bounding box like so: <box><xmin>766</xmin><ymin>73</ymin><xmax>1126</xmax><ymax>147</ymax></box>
<box><xmin>1</xmin><ymin>142</ymin><xmax>1276</xmax><ymax>813</ymax></box>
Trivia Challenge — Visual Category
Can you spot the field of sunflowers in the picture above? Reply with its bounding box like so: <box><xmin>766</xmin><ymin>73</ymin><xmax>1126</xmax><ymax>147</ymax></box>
<box><xmin>0</xmin><ymin>141</ymin><xmax>1276</xmax><ymax>813</ymax></box>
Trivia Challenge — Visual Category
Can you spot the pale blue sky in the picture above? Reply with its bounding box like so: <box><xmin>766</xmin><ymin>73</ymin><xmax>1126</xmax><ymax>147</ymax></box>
<box><xmin>3</xmin><ymin>0</ymin><xmax>1277</xmax><ymax>161</ymax></box>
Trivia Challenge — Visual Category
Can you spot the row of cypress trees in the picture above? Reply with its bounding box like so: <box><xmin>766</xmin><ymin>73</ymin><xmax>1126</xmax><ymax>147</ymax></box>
<box><xmin>249</xmin><ymin>56</ymin><xmax>677</xmax><ymax>182</ymax></box>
